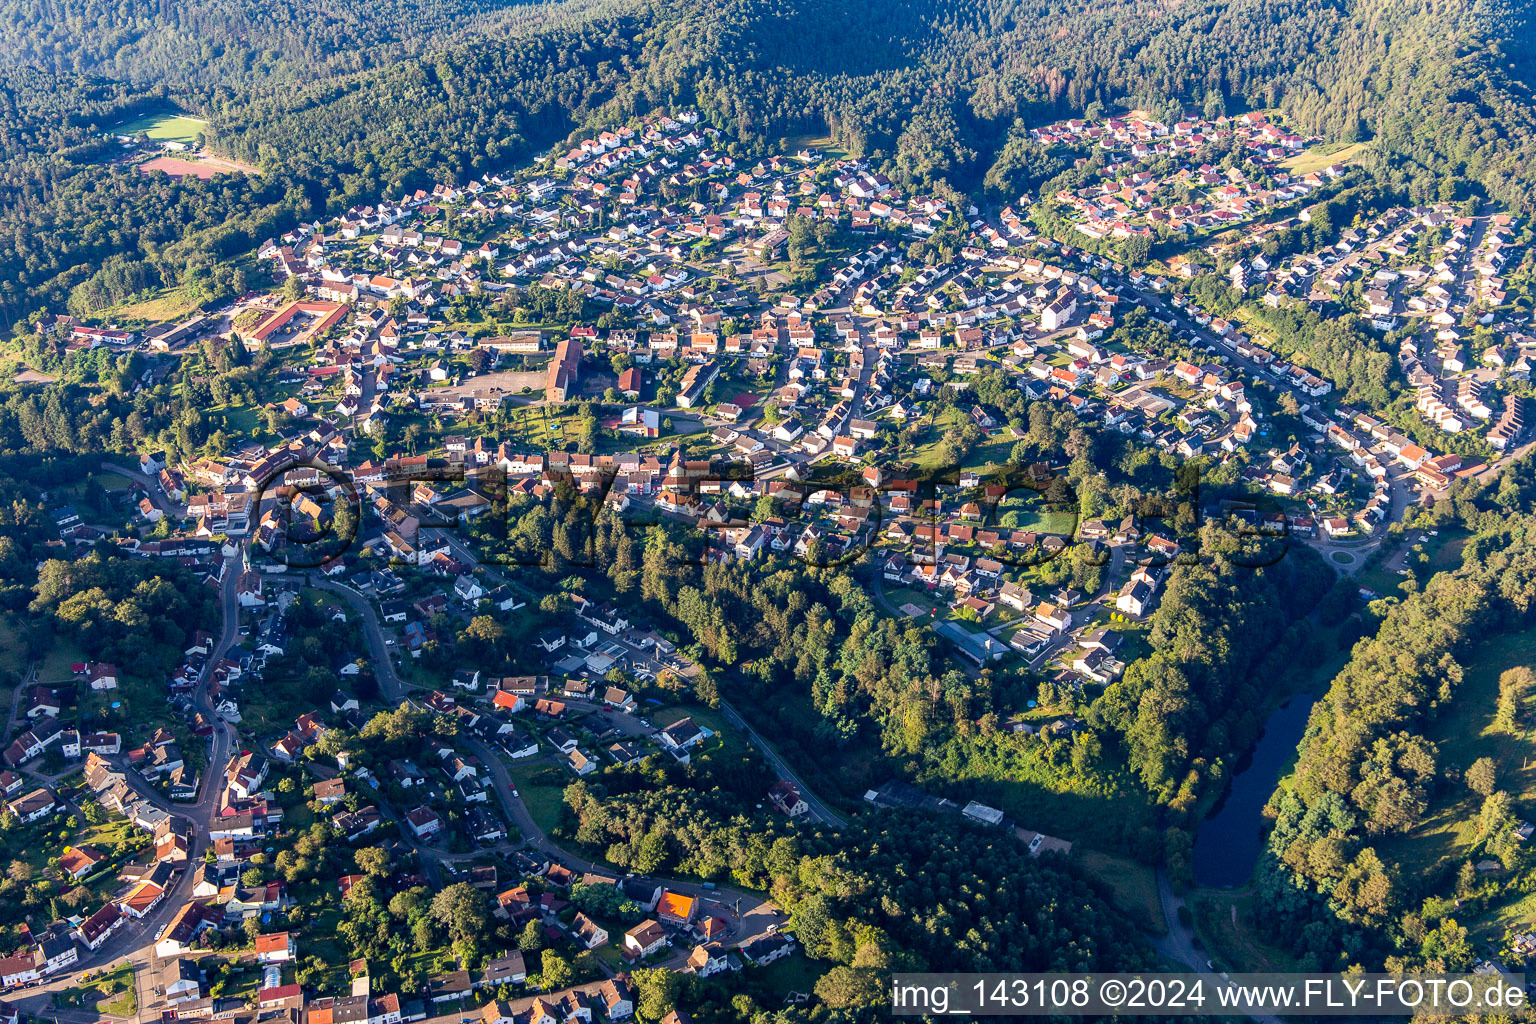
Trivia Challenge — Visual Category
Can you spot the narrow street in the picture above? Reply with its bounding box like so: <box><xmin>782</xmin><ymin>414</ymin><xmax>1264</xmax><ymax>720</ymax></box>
<box><xmin>10</xmin><ymin>549</ymin><xmax>242</xmax><ymax>1018</ymax></box>
<box><xmin>11</xmin><ymin>548</ymin><xmax>780</xmax><ymax>1017</ymax></box>
<box><xmin>1152</xmin><ymin>870</ymin><xmax>1283</xmax><ymax>1024</ymax></box>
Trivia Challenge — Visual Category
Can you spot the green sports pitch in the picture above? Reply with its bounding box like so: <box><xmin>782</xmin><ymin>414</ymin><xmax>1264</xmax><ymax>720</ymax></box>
<box><xmin>114</xmin><ymin>112</ymin><xmax>209</xmax><ymax>143</ymax></box>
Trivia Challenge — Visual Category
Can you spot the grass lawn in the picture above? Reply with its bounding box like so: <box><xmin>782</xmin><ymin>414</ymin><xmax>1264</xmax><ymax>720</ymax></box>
<box><xmin>1102</xmin><ymin>615</ymin><xmax>1152</xmax><ymax>661</ymax></box>
<box><xmin>1003</xmin><ymin>511</ymin><xmax>1079</xmax><ymax>536</ymax></box>
<box><xmin>208</xmin><ymin>403</ymin><xmax>266</xmax><ymax>440</ymax></box>
<box><xmin>1353</xmin><ymin>564</ymin><xmax>1408</xmax><ymax>598</ymax></box>
<box><xmin>400</xmin><ymin>947</ymin><xmax>456</xmax><ymax>978</ymax></box>
<box><xmin>0</xmin><ymin>615</ymin><xmax>26</xmax><ymax>679</ymax></box>
<box><xmin>900</xmin><ymin>413</ymin><xmax>1037</xmax><ymax>481</ymax></box>
<box><xmin>237</xmin><ymin>688</ymin><xmax>307</xmax><ymax>737</ymax></box>
<box><xmin>75</xmin><ymin>815</ymin><xmax>147</xmax><ymax>849</ymax></box>
<box><xmin>1078</xmin><ymin>849</ymin><xmax>1163</xmax><ymax>934</ymax></box>
<box><xmin>103</xmin><ymin>987</ymin><xmax>139</xmax><ymax>1017</ymax></box>
<box><xmin>651</xmin><ymin>703</ymin><xmax>729</xmax><ymax>741</ymax></box>
<box><xmin>90</xmin><ymin>471</ymin><xmax>133</xmax><ymax>490</ymax></box>
<box><xmin>115</xmin><ymin>111</ymin><xmax>209</xmax><ymax>143</ymax></box>
<box><xmin>1397</xmin><ymin>527</ymin><xmax>1470</xmax><ymax>581</ymax></box>
<box><xmin>286</xmin><ymin>801</ymin><xmax>317</xmax><ymax>830</ymax></box>
<box><xmin>57</xmin><ymin>961</ymin><xmax>137</xmax><ymax>1016</ymax></box>
<box><xmin>209</xmin><ymin>960</ymin><xmax>265</xmax><ymax>1002</ymax></box>
<box><xmin>1423</xmin><ymin>528</ymin><xmax>1470</xmax><ymax>573</ymax></box>
<box><xmin>505</xmin><ymin>757</ymin><xmax>568</xmax><ymax>835</ymax></box>
<box><xmin>1191</xmin><ymin>890</ymin><xmax>1304</xmax><ymax>972</ymax></box>
<box><xmin>884</xmin><ymin>585</ymin><xmax>943</xmax><ymax>617</ymax></box>
<box><xmin>965</xmin><ymin>435</ymin><xmax>1028</xmax><ymax>472</ymax></box>
<box><xmin>594</xmin><ymin>943</ymin><xmax>627</xmax><ymax>970</ymax></box>
<box><xmin>747</xmin><ymin>951</ymin><xmax>824</xmax><ymax>999</ymax></box>
<box><xmin>779</xmin><ymin>133</ymin><xmax>848</xmax><ymax>160</ymax></box>
<box><xmin>904</xmin><ymin>410</ymin><xmax>969</xmax><ymax>471</ymax></box>
<box><xmin>650</xmin><ymin>704</ymin><xmax>744</xmax><ymax>758</ymax></box>
<box><xmin>301</xmin><ymin>907</ymin><xmax>354</xmax><ymax>992</ymax></box>
<box><xmin>1356</xmin><ymin>527</ymin><xmax>1468</xmax><ymax>596</ymax></box>
<box><xmin>38</xmin><ymin>634</ymin><xmax>88</xmax><ymax>683</ymax></box>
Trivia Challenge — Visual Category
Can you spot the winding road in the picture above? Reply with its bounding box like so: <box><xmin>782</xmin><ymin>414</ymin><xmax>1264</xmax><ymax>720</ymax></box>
<box><xmin>1151</xmin><ymin>868</ymin><xmax>1284</xmax><ymax>1024</ymax></box>
<box><xmin>307</xmin><ymin>573</ymin><xmax>789</xmax><ymax>950</ymax></box>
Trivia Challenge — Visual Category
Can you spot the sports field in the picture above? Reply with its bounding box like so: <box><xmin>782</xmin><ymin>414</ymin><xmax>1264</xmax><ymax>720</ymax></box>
<box><xmin>115</xmin><ymin>112</ymin><xmax>209</xmax><ymax>144</ymax></box>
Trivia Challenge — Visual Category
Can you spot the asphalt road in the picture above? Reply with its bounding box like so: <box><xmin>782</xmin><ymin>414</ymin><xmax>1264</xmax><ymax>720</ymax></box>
<box><xmin>308</xmin><ymin>573</ymin><xmax>789</xmax><ymax>951</ymax></box>
<box><xmin>1152</xmin><ymin>870</ymin><xmax>1282</xmax><ymax>1024</ymax></box>
<box><xmin>376</xmin><ymin>532</ymin><xmax>850</xmax><ymax>828</ymax></box>
<box><xmin>716</xmin><ymin>701</ymin><xmax>846</xmax><ymax>827</ymax></box>
<box><xmin>99</xmin><ymin>461</ymin><xmax>181</xmax><ymax>517</ymax></box>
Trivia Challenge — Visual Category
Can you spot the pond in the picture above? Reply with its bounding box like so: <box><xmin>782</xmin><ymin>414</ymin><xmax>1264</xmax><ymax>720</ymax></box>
<box><xmin>1191</xmin><ymin>694</ymin><xmax>1317</xmax><ymax>887</ymax></box>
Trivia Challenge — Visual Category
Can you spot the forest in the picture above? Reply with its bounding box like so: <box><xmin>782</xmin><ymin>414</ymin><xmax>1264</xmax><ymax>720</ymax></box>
<box><xmin>5</xmin><ymin>0</ymin><xmax>1536</xmax><ymax>996</ymax></box>
<box><xmin>0</xmin><ymin>320</ymin><xmax>292</xmax><ymax>468</ymax></box>
<box><xmin>29</xmin><ymin>550</ymin><xmax>216</xmax><ymax>676</ymax></box>
<box><xmin>202</xmin><ymin>693</ymin><xmax>1150</xmax><ymax>1019</ymax></box>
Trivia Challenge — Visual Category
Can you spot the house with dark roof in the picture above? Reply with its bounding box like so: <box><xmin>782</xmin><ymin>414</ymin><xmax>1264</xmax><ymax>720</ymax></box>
<box><xmin>475</xmin><ymin>951</ymin><xmax>526</xmax><ymax>989</ymax></box>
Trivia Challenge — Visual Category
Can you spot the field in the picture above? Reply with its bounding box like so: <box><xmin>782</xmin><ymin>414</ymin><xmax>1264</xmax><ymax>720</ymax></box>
<box><xmin>1281</xmin><ymin>140</ymin><xmax>1369</xmax><ymax>175</ymax></box>
<box><xmin>114</xmin><ymin>112</ymin><xmax>209</xmax><ymax>143</ymax></box>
